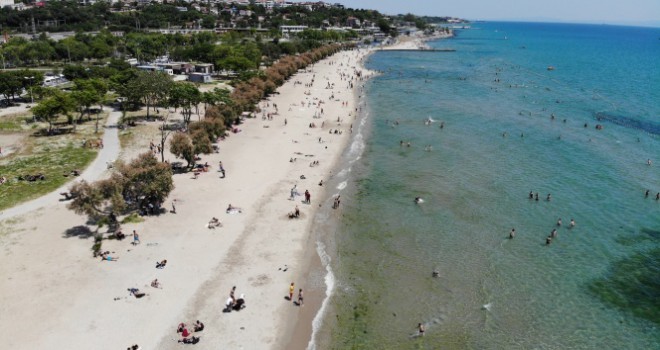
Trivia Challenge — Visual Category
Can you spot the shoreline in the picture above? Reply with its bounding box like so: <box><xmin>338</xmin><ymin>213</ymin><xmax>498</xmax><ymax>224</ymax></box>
<box><xmin>280</xmin><ymin>48</ymin><xmax>377</xmax><ymax>350</ymax></box>
<box><xmin>0</xmin><ymin>48</ymin><xmax>375</xmax><ymax>350</ymax></box>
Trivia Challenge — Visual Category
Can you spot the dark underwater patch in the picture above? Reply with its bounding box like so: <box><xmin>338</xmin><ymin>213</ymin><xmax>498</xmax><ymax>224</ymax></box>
<box><xmin>595</xmin><ymin>112</ymin><xmax>660</xmax><ymax>136</ymax></box>
<box><xmin>589</xmin><ymin>248</ymin><xmax>660</xmax><ymax>325</ymax></box>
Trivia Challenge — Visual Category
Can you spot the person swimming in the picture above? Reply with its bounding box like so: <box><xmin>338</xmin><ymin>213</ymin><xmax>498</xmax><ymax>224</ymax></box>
<box><xmin>546</xmin><ymin>193</ymin><xmax>552</xmax><ymax>201</ymax></box>
<box><xmin>569</xmin><ymin>218</ymin><xmax>575</xmax><ymax>228</ymax></box>
<box><xmin>550</xmin><ymin>229</ymin><xmax>557</xmax><ymax>238</ymax></box>
<box><xmin>529</xmin><ymin>191</ymin><xmax>534</xmax><ymax>199</ymax></box>
<box><xmin>414</xmin><ymin>197</ymin><xmax>424</xmax><ymax>204</ymax></box>
<box><xmin>556</xmin><ymin>218</ymin><xmax>562</xmax><ymax>227</ymax></box>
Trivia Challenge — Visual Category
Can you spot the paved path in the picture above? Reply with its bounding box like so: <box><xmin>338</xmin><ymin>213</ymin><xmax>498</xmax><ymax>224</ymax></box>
<box><xmin>0</xmin><ymin>109</ymin><xmax>122</xmax><ymax>222</ymax></box>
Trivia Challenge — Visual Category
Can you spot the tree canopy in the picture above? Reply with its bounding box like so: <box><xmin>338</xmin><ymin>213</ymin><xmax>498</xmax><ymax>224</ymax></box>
<box><xmin>68</xmin><ymin>152</ymin><xmax>174</xmax><ymax>223</ymax></box>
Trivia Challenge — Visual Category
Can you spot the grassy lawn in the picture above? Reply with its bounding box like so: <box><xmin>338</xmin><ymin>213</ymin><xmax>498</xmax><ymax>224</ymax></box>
<box><xmin>0</xmin><ymin>111</ymin><xmax>34</xmax><ymax>132</ymax></box>
<box><xmin>0</xmin><ymin>144</ymin><xmax>97</xmax><ymax>210</ymax></box>
<box><xmin>0</xmin><ymin>109</ymin><xmax>108</xmax><ymax>211</ymax></box>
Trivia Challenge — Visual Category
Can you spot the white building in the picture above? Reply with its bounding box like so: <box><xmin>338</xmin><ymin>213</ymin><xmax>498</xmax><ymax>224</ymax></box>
<box><xmin>0</xmin><ymin>0</ymin><xmax>14</xmax><ymax>7</ymax></box>
<box><xmin>280</xmin><ymin>25</ymin><xmax>308</xmax><ymax>35</ymax></box>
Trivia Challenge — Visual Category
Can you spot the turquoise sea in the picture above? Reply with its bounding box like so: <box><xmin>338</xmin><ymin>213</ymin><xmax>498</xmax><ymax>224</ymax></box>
<box><xmin>311</xmin><ymin>22</ymin><xmax>660</xmax><ymax>349</ymax></box>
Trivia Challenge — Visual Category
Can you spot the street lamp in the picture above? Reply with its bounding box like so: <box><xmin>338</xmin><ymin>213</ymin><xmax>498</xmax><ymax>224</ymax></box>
<box><xmin>24</xmin><ymin>76</ymin><xmax>35</xmax><ymax>104</ymax></box>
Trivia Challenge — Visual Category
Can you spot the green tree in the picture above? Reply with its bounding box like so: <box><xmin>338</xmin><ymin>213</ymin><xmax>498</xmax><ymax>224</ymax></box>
<box><xmin>68</xmin><ymin>152</ymin><xmax>174</xmax><ymax>225</ymax></box>
<box><xmin>168</xmin><ymin>81</ymin><xmax>201</xmax><ymax>126</ymax></box>
<box><xmin>31</xmin><ymin>91</ymin><xmax>76</xmax><ymax>134</ymax></box>
<box><xmin>169</xmin><ymin>132</ymin><xmax>195</xmax><ymax>167</ymax></box>
<box><xmin>124</xmin><ymin>71</ymin><xmax>173</xmax><ymax>117</ymax></box>
<box><xmin>0</xmin><ymin>72</ymin><xmax>23</xmax><ymax>101</ymax></box>
<box><xmin>191</xmin><ymin>129</ymin><xmax>212</xmax><ymax>155</ymax></box>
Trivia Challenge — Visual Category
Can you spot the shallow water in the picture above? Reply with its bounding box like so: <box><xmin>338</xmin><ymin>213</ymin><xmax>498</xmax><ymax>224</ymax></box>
<box><xmin>316</xmin><ymin>22</ymin><xmax>660</xmax><ymax>349</ymax></box>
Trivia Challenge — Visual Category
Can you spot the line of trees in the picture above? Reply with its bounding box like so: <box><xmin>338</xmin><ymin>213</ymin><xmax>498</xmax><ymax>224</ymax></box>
<box><xmin>0</xmin><ymin>1</ymin><xmax>400</xmax><ymax>34</ymax></box>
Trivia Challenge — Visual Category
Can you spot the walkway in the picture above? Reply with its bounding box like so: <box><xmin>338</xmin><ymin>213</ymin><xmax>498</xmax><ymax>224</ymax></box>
<box><xmin>0</xmin><ymin>109</ymin><xmax>122</xmax><ymax>222</ymax></box>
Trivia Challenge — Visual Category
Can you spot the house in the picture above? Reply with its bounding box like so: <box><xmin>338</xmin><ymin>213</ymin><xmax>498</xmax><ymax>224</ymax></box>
<box><xmin>346</xmin><ymin>16</ymin><xmax>361</xmax><ymax>28</ymax></box>
<box><xmin>194</xmin><ymin>63</ymin><xmax>214</xmax><ymax>74</ymax></box>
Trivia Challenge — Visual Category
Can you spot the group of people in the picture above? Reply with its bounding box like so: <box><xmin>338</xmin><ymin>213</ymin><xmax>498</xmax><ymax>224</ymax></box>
<box><xmin>207</xmin><ymin>217</ymin><xmax>222</xmax><ymax>229</ymax></box>
<box><xmin>289</xmin><ymin>205</ymin><xmax>301</xmax><ymax>219</ymax></box>
<box><xmin>176</xmin><ymin>320</ymin><xmax>203</xmax><ymax>344</ymax></box>
<box><xmin>528</xmin><ymin>191</ymin><xmax>552</xmax><ymax>202</ymax></box>
<box><xmin>644</xmin><ymin>189</ymin><xmax>660</xmax><ymax>200</ymax></box>
<box><xmin>333</xmin><ymin>195</ymin><xmax>341</xmax><ymax>209</ymax></box>
<box><xmin>288</xmin><ymin>282</ymin><xmax>304</xmax><ymax>307</ymax></box>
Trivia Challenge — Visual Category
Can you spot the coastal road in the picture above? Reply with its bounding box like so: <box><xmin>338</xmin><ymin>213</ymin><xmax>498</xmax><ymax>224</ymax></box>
<box><xmin>0</xmin><ymin>109</ymin><xmax>122</xmax><ymax>222</ymax></box>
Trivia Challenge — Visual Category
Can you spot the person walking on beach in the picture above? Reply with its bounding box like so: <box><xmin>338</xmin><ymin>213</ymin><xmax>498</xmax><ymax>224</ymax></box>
<box><xmin>297</xmin><ymin>289</ymin><xmax>304</xmax><ymax>307</ymax></box>
<box><xmin>230</xmin><ymin>286</ymin><xmax>236</xmax><ymax>303</ymax></box>
<box><xmin>219</xmin><ymin>161</ymin><xmax>225</xmax><ymax>178</ymax></box>
<box><xmin>304</xmin><ymin>190</ymin><xmax>311</xmax><ymax>204</ymax></box>
<box><xmin>290</xmin><ymin>185</ymin><xmax>297</xmax><ymax>200</ymax></box>
<box><xmin>133</xmin><ymin>230</ymin><xmax>140</xmax><ymax>245</ymax></box>
<box><xmin>289</xmin><ymin>282</ymin><xmax>295</xmax><ymax>301</ymax></box>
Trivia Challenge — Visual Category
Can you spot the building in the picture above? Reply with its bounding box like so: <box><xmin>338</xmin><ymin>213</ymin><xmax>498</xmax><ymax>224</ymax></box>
<box><xmin>194</xmin><ymin>63</ymin><xmax>214</xmax><ymax>74</ymax></box>
<box><xmin>188</xmin><ymin>73</ymin><xmax>212</xmax><ymax>83</ymax></box>
<box><xmin>0</xmin><ymin>0</ymin><xmax>14</xmax><ymax>7</ymax></box>
<box><xmin>280</xmin><ymin>25</ymin><xmax>308</xmax><ymax>35</ymax></box>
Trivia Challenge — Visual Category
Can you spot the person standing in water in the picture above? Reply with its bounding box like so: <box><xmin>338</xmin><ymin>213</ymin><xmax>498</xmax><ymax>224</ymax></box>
<box><xmin>418</xmin><ymin>323</ymin><xmax>425</xmax><ymax>336</ymax></box>
<box><xmin>569</xmin><ymin>218</ymin><xmax>576</xmax><ymax>228</ymax></box>
<box><xmin>509</xmin><ymin>228</ymin><xmax>516</xmax><ymax>239</ymax></box>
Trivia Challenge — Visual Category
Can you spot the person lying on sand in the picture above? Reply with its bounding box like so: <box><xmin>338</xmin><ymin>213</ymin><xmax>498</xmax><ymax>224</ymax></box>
<box><xmin>226</xmin><ymin>204</ymin><xmax>242</xmax><ymax>214</ymax></box>
<box><xmin>100</xmin><ymin>252</ymin><xmax>118</xmax><ymax>261</ymax></box>
<box><xmin>178</xmin><ymin>336</ymin><xmax>200</xmax><ymax>344</ymax></box>
<box><xmin>208</xmin><ymin>217</ymin><xmax>222</xmax><ymax>229</ymax></box>
<box><xmin>151</xmin><ymin>279</ymin><xmax>162</xmax><ymax>288</ymax></box>
<box><xmin>128</xmin><ymin>288</ymin><xmax>146</xmax><ymax>298</ymax></box>
<box><xmin>156</xmin><ymin>260</ymin><xmax>167</xmax><ymax>269</ymax></box>
<box><xmin>194</xmin><ymin>320</ymin><xmax>204</xmax><ymax>332</ymax></box>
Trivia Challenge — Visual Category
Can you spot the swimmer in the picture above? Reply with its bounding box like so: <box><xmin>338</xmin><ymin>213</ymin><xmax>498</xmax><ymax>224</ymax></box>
<box><xmin>535</xmin><ymin>192</ymin><xmax>539</xmax><ymax>201</ymax></box>
<box><xmin>418</xmin><ymin>323</ymin><xmax>425</xmax><ymax>336</ymax></box>
<box><xmin>656</xmin><ymin>192</ymin><xmax>660</xmax><ymax>201</ymax></box>
<box><xmin>546</xmin><ymin>193</ymin><xmax>552</xmax><ymax>201</ymax></box>
<box><xmin>546</xmin><ymin>237</ymin><xmax>552</xmax><ymax>245</ymax></box>
<box><xmin>414</xmin><ymin>197</ymin><xmax>424</xmax><ymax>204</ymax></box>
<box><xmin>529</xmin><ymin>191</ymin><xmax>533</xmax><ymax>199</ymax></box>
<box><xmin>432</xmin><ymin>270</ymin><xmax>440</xmax><ymax>278</ymax></box>
<box><xmin>569</xmin><ymin>218</ymin><xmax>575</xmax><ymax>228</ymax></box>
<box><xmin>556</xmin><ymin>218</ymin><xmax>562</xmax><ymax>227</ymax></box>
<box><xmin>509</xmin><ymin>228</ymin><xmax>515</xmax><ymax>239</ymax></box>
<box><xmin>645</xmin><ymin>189</ymin><xmax>650</xmax><ymax>198</ymax></box>
<box><xmin>647</xmin><ymin>159</ymin><xmax>652</xmax><ymax>166</ymax></box>
<box><xmin>550</xmin><ymin>229</ymin><xmax>557</xmax><ymax>238</ymax></box>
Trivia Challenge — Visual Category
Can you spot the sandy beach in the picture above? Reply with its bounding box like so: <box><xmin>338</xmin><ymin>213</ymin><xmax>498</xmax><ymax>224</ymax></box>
<box><xmin>380</xmin><ymin>31</ymin><xmax>453</xmax><ymax>50</ymax></box>
<box><xmin>0</xmin><ymin>48</ymin><xmax>374</xmax><ymax>349</ymax></box>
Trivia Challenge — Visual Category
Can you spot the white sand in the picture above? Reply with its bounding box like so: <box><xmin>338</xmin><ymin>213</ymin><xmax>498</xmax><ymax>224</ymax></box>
<box><xmin>381</xmin><ymin>31</ymin><xmax>453</xmax><ymax>50</ymax></box>
<box><xmin>0</xmin><ymin>49</ymin><xmax>374</xmax><ymax>349</ymax></box>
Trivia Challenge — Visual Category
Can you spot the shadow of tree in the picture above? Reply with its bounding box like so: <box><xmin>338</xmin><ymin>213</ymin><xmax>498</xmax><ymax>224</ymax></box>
<box><xmin>63</xmin><ymin>225</ymin><xmax>95</xmax><ymax>239</ymax></box>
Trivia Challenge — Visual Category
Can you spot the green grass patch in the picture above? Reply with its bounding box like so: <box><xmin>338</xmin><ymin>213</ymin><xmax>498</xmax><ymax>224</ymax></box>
<box><xmin>0</xmin><ymin>111</ymin><xmax>31</xmax><ymax>131</ymax></box>
<box><xmin>121</xmin><ymin>212</ymin><xmax>144</xmax><ymax>224</ymax></box>
<box><xmin>0</xmin><ymin>144</ymin><xmax>97</xmax><ymax>210</ymax></box>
